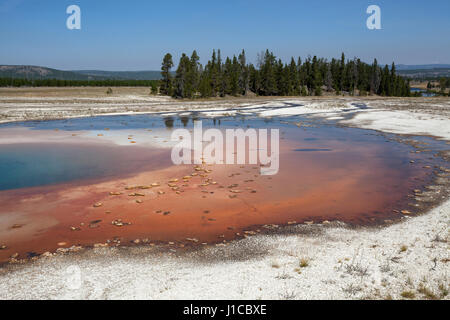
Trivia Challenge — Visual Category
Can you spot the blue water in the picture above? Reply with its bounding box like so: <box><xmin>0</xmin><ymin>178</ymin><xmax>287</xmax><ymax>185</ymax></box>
<box><xmin>0</xmin><ymin>142</ymin><xmax>165</xmax><ymax>191</ymax></box>
<box><xmin>410</xmin><ymin>87</ymin><xmax>436</xmax><ymax>97</ymax></box>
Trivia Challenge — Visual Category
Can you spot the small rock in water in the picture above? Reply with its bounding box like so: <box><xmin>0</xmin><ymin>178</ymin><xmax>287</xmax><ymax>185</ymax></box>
<box><xmin>93</xmin><ymin>202</ymin><xmax>103</xmax><ymax>208</ymax></box>
<box><xmin>401</xmin><ymin>210</ymin><xmax>412</xmax><ymax>215</ymax></box>
<box><xmin>11</xmin><ymin>224</ymin><xmax>23</xmax><ymax>229</ymax></box>
<box><xmin>0</xmin><ymin>245</ymin><xmax>7</xmax><ymax>250</ymax></box>
<box><xmin>109</xmin><ymin>192</ymin><xmax>122</xmax><ymax>196</ymax></box>
<box><xmin>94</xmin><ymin>243</ymin><xmax>108</xmax><ymax>248</ymax></box>
<box><xmin>111</xmin><ymin>219</ymin><xmax>130</xmax><ymax>227</ymax></box>
<box><xmin>129</xmin><ymin>192</ymin><xmax>145</xmax><ymax>197</ymax></box>
<box><xmin>89</xmin><ymin>220</ymin><xmax>102</xmax><ymax>228</ymax></box>
<box><xmin>57</xmin><ymin>242</ymin><xmax>67</xmax><ymax>246</ymax></box>
<box><xmin>136</xmin><ymin>199</ymin><xmax>143</xmax><ymax>204</ymax></box>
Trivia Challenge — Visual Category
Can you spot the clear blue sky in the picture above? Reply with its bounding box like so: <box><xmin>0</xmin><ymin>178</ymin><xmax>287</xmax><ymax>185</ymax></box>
<box><xmin>0</xmin><ymin>0</ymin><xmax>449</xmax><ymax>70</ymax></box>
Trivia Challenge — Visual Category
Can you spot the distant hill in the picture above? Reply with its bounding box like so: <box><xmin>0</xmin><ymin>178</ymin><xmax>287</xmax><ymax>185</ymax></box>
<box><xmin>397</xmin><ymin>67</ymin><xmax>450</xmax><ymax>79</ymax></box>
<box><xmin>72</xmin><ymin>70</ymin><xmax>162</xmax><ymax>80</ymax></box>
<box><xmin>0</xmin><ymin>65</ymin><xmax>103</xmax><ymax>80</ymax></box>
<box><xmin>0</xmin><ymin>65</ymin><xmax>163</xmax><ymax>81</ymax></box>
<box><xmin>396</xmin><ymin>64</ymin><xmax>450</xmax><ymax>70</ymax></box>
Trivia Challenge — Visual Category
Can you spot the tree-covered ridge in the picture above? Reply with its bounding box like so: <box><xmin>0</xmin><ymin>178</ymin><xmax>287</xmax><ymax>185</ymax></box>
<box><xmin>162</xmin><ymin>50</ymin><xmax>412</xmax><ymax>98</ymax></box>
<box><xmin>0</xmin><ymin>78</ymin><xmax>159</xmax><ymax>88</ymax></box>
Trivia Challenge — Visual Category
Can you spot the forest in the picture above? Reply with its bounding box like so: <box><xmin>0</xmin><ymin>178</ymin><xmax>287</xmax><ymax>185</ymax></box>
<box><xmin>161</xmin><ymin>50</ymin><xmax>413</xmax><ymax>98</ymax></box>
<box><xmin>0</xmin><ymin>78</ymin><xmax>159</xmax><ymax>88</ymax></box>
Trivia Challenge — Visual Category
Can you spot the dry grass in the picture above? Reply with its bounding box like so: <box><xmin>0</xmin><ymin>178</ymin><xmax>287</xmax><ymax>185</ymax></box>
<box><xmin>417</xmin><ymin>284</ymin><xmax>439</xmax><ymax>300</ymax></box>
<box><xmin>400</xmin><ymin>290</ymin><xmax>416</xmax><ymax>299</ymax></box>
<box><xmin>438</xmin><ymin>282</ymin><xmax>449</xmax><ymax>298</ymax></box>
<box><xmin>299</xmin><ymin>258</ymin><xmax>309</xmax><ymax>268</ymax></box>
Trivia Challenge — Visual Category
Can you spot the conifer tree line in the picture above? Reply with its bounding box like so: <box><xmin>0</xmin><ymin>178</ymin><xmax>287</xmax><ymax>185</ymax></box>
<box><xmin>0</xmin><ymin>78</ymin><xmax>159</xmax><ymax>88</ymax></box>
<box><xmin>160</xmin><ymin>50</ymin><xmax>411</xmax><ymax>98</ymax></box>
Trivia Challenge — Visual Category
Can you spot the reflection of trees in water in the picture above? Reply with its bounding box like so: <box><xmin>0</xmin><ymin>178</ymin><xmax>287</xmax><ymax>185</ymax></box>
<box><xmin>164</xmin><ymin>117</ymin><xmax>174</xmax><ymax>129</ymax></box>
<box><xmin>180</xmin><ymin>116</ymin><xmax>189</xmax><ymax>127</ymax></box>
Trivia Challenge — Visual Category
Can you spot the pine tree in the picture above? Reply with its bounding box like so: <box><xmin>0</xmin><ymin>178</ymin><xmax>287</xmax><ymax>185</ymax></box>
<box><xmin>230</xmin><ymin>56</ymin><xmax>240</xmax><ymax>96</ymax></box>
<box><xmin>217</xmin><ymin>49</ymin><xmax>224</xmax><ymax>96</ymax></box>
<box><xmin>311</xmin><ymin>56</ymin><xmax>322</xmax><ymax>96</ymax></box>
<box><xmin>173</xmin><ymin>53</ymin><xmax>190</xmax><ymax>98</ymax></box>
<box><xmin>288</xmin><ymin>57</ymin><xmax>298</xmax><ymax>95</ymax></box>
<box><xmin>210</xmin><ymin>50</ymin><xmax>219</xmax><ymax>97</ymax></box>
<box><xmin>185</xmin><ymin>50</ymin><xmax>200</xmax><ymax>98</ymax></box>
<box><xmin>439</xmin><ymin>77</ymin><xmax>446</xmax><ymax>93</ymax></box>
<box><xmin>238</xmin><ymin>49</ymin><xmax>249</xmax><ymax>95</ymax></box>
<box><xmin>390</xmin><ymin>62</ymin><xmax>397</xmax><ymax>96</ymax></box>
<box><xmin>370</xmin><ymin>59</ymin><xmax>381</xmax><ymax>95</ymax></box>
<box><xmin>339</xmin><ymin>52</ymin><xmax>345</xmax><ymax>92</ymax></box>
<box><xmin>260</xmin><ymin>50</ymin><xmax>277</xmax><ymax>95</ymax></box>
<box><xmin>325</xmin><ymin>64</ymin><xmax>332</xmax><ymax>92</ymax></box>
<box><xmin>160</xmin><ymin>53</ymin><xmax>174</xmax><ymax>95</ymax></box>
<box><xmin>381</xmin><ymin>65</ymin><xmax>390</xmax><ymax>96</ymax></box>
